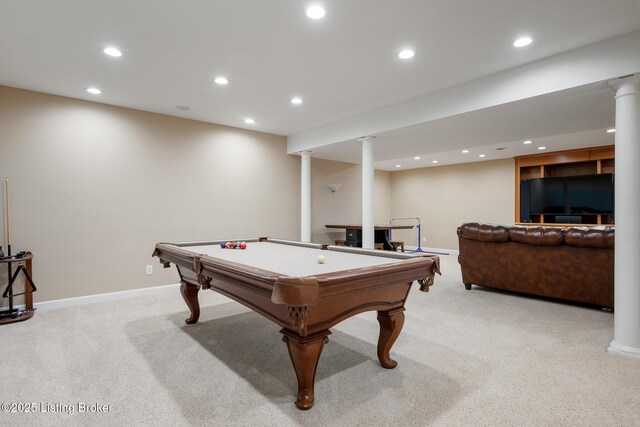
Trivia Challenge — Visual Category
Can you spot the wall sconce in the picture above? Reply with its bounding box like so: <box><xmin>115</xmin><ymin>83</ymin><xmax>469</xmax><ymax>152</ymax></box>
<box><xmin>327</xmin><ymin>184</ymin><xmax>342</xmax><ymax>193</ymax></box>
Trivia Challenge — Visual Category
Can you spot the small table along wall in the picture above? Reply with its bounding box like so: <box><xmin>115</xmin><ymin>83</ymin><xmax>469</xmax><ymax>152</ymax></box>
<box><xmin>324</xmin><ymin>224</ymin><xmax>414</xmax><ymax>250</ymax></box>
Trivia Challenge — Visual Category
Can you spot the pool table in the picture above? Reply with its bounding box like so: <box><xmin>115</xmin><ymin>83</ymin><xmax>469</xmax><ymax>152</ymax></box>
<box><xmin>153</xmin><ymin>237</ymin><xmax>440</xmax><ymax>409</ymax></box>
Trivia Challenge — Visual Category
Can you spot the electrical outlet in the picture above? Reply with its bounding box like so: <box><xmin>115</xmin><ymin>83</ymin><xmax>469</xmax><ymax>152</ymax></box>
<box><xmin>422</xmin><ymin>236</ymin><xmax>426</xmax><ymax>242</ymax></box>
<box><xmin>146</xmin><ymin>265</ymin><xmax>153</xmax><ymax>275</ymax></box>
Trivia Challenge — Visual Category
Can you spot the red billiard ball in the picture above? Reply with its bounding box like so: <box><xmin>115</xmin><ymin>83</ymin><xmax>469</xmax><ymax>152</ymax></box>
<box><xmin>240</xmin><ymin>243</ymin><xmax>247</xmax><ymax>249</ymax></box>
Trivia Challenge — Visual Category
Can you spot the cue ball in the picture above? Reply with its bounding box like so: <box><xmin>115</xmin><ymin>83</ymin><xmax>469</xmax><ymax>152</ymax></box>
<box><xmin>317</xmin><ymin>255</ymin><xmax>326</xmax><ymax>264</ymax></box>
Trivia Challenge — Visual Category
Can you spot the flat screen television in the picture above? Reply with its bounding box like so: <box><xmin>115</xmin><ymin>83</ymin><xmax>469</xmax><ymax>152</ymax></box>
<box><xmin>528</xmin><ymin>173</ymin><xmax>614</xmax><ymax>215</ymax></box>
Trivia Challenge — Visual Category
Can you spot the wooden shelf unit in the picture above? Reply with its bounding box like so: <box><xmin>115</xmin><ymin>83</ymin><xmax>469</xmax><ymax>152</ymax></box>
<box><xmin>515</xmin><ymin>145</ymin><xmax>614</xmax><ymax>226</ymax></box>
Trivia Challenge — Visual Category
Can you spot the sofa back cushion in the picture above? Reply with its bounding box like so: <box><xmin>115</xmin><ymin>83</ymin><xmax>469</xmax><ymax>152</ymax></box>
<box><xmin>457</xmin><ymin>223</ymin><xmax>510</xmax><ymax>242</ymax></box>
<box><xmin>565</xmin><ymin>226</ymin><xmax>614</xmax><ymax>249</ymax></box>
<box><xmin>509</xmin><ymin>226</ymin><xmax>564</xmax><ymax>246</ymax></box>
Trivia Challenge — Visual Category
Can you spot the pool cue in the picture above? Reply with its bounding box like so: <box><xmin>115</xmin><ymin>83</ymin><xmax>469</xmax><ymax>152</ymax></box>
<box><xmin>4</xmin><ymin>178</ymin><xmax>13</xmax><ymax>312</ymax></box>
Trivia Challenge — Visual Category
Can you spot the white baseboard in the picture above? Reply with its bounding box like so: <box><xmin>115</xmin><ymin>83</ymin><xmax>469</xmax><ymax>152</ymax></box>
<box><xmin>608</xmin><ymin>340</ymin><xmax>640</xmax><ymax>361</ymax></box>
<box><xmin>25</xmin><ymin>283</ymin><xmax>181</xmax><ymax>312</ymax></box>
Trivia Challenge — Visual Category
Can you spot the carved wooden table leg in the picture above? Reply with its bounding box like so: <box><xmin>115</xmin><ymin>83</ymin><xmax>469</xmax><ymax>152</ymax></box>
<box><xmin>180</xmin><ymin>281</ymin><xmax>200</xmax><ymax>324</ymax></box>
<box><xmin>376</xmin><ymin>307</ymin><xmax>406</xmax><ymax>369</ymax></box>
<box><xmin>281</xmin><ymin>329</ymin><xmax>331</xmax><ymax>410</ymax></box>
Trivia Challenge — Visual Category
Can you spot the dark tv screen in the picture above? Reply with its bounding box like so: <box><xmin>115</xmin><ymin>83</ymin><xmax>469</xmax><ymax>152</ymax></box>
<box><xmin>530</xmin><ymin>177</ymin><xmax>564</xmax><ymax>214</ymax></box>
<box><xmin>529</xmin><ymin>173</ymin><xmax>614</xmax><ymax>215</ymax></box>
<box><xmin>567</xmin><ymin>174</ymin><xmax>614</xmax><ymax>214</ymax></box>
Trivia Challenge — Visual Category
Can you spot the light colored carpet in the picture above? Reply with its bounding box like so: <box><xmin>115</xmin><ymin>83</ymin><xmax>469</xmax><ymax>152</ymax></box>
<box><xmin>1</xmin><ymin>253</ymin><xmax>638</xmax><ymax>427</ymax></box>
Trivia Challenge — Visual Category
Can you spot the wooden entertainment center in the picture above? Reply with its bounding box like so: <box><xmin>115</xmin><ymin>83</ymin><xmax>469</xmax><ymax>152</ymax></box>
<box><xmin>515</xmin><ymin>145</ymin><xmax>614</xmax><ymax>226</ymax></box>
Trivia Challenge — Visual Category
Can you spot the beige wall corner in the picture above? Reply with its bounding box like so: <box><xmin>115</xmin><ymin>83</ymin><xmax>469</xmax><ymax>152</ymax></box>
<box><xmin>310</xmin><ymin>159</ymin><xmax>391</xmax><ymax>244</ymax></box>
<box><xmin>390</xmin><ymin>159</ymin><xmax>515</xmax><ymax>250</ymax></box>
<box><xmin>0</xmin><ymin>85</ymin><xmax>299</xmax><ymax>302</ymax></box>
<box><xmin>374</xmin><ymin>169</ymin><xmax>392</xmax><ymax>225</ymax></box>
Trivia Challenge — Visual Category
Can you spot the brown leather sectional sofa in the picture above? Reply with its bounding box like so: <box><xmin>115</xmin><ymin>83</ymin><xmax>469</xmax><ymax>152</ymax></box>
<box><xmin>457</xmin><ymin>223</ymin><xmax>614</xmax><ymax>307</ymax></box>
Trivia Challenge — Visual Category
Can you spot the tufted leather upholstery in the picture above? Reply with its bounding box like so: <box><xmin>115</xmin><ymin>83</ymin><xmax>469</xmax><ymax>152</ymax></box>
<box><xmin>509</xmin><ymin>226</ymin><xmax>564</xmax><ymax>246</ymax></box>
<box><xmin>458</xmin><ymin>222</ymin><xmax>510</xmax><ymax>242</ymax></box>
<box><xmin>457</xmin><ymin>222</ymin><xmax>614</xmax><ymax>307</ymax></box>
<box><xmin>564</xmin><ymin>226</ymin><xmax>614</xmax><ymax>249</ymax></box>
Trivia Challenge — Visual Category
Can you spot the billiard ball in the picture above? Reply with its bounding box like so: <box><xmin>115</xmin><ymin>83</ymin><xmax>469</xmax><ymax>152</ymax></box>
<box><xmin>317</xmin><ymin>255</ymin><xmax>326</xmax><ymax>264</ymax></box>
<box><xmin>240</xmin><ymin>243</ymin><xmax>247</xmax><ymax>249</ymax></box>
<box><xmin>220</xmin><ymin>243</ymin><xmax>225</xmax><ymax>248</ymax></box>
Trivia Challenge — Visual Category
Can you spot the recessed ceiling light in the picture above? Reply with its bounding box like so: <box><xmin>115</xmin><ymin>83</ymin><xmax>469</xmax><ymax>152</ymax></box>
<box><xmin>414</xmin><ymin>156</ymin><xmax>420</xmax><ymax>160</ymax></box>
<box><xmin>86</xmin><ymin>87</ymin><xmax>101</xmax><ymax>95</ymax></box>
<box><xmin>214</xmin><ymin>77</ymin><xmax>229</xmax><ymax>85</ymax></box>
<box><xmin>244</xmin><ymin>118</ymin><xmax>255</xmax><ymax>124</ymax></box>
<box><xmin>432</xmin><ymin>160</ymin><xmax>438</xmax><ymax>164</ymax></box>
<box><xmin>291</xmin><ymin>97</ymin><xmax>303</xmax><ymax>105</ymax></box>
<box><xmin>479</xmin><ymin>154</ymin><xmax>486</xmax><ymax>158</ymax></box>
<box><xmin>305</xmin><ymin>4</ymin><xmax>325</xmax><ymax>19</ymax></box>
<box><xmin>538</xmin><ymin>146</ymin><xmax>547</xmax><ymax>150</ymax></box>
<box><xmin>395</xmin><ymin>164</ymin><xmax>402</xmax><ymax>168</ymax></box>
<box><xmin>175</xmin><ymin>105</ymin><xmax>190</xmax><ymax>111</ymax></box>
<box><xmin>462</xmin><ymin>149</ymin><xmax>469</xmax><ymax>153</ymax></box>
<box><xmin>513</xmin><ymin>36</ymin><xmax>533</xmax><ymax>48</ymax></box>
<box><xmin>398</xmin><ymin>49</ymin><xmax>415</xmax><ymax>59</ymax></box>
<box><xmin>103</xmin><ymin>47</ymin><xmax>122</xmax><ymax>57</ymax></box>
<box><xmin>606</xmin><ymin>128</ymin><xmax>616</xmax><ymax>133</ymax></box>
<box><xmin>523</xmin><ymin>140</ymin><xmax>532</xmax><ymax>144</ymax></box>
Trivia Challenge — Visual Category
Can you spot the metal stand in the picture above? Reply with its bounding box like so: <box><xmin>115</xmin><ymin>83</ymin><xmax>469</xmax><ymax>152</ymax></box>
<box><xmin>390</xmin><ymin>217</ymin><xmax>449</xmax><ymax>255</ymax></box>
<box><xmin>390</xmin><ymin>217</ymin><xmax>424</xmax><ymax>252</ymax></box>
<box><xmin>413</xmin><ymin>223</ymin><xmax>425</xmax><ymax>253</ymax></box>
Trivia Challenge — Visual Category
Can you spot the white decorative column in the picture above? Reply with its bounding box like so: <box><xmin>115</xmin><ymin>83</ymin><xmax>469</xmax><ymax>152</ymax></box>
<box><xmin>300</xmin><ymin>151</ymin><xmax>312</xmax><ymax>243</ymax></box>
<box><xmin>608</xmin><ymin>75</ymin><xmax>640</xmax><ymax>360</ymax></box>
<box><xmin>360</xmin><ymin>136</ymin><xmax>375</xmax><ymax>249</ymax></box>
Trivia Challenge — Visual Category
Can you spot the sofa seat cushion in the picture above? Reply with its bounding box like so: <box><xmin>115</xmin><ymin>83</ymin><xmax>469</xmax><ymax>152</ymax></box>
<box><xmin>509</xmin><ymin>226</ymin><xmax>564</xmax><ymax>246</ymax></box>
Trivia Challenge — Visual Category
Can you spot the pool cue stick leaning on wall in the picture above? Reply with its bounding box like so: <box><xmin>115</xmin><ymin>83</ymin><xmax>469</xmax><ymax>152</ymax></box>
<box><xmin>5</xmin><ymin>178</ymin><xmax>13</xmax><ymax>311</ymax></box>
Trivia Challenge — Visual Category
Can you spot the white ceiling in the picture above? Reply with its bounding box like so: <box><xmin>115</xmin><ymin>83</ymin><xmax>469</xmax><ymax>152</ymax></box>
<box><xmin>313</xmin><ymin>82</ymin><xmax>617</xmax><ymax>169</ymax></box>
<box><xmin>1</xmin><ymin>0</ymin><xmax>639</xmax><ymax>167</ymax></box>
